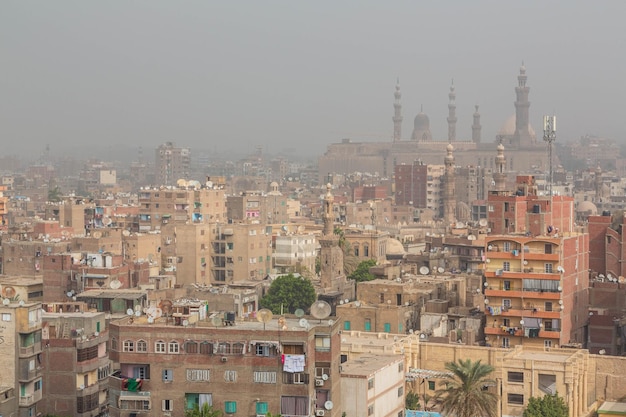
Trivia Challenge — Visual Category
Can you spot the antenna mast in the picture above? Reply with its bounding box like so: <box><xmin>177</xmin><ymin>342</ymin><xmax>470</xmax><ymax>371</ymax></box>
<box><xmin>543</xmin><ymin>115</ymin><xmax>556</xmax><ymax>198</ymax></box>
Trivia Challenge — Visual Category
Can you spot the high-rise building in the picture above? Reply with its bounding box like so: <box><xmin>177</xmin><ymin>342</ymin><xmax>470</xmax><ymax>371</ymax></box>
<box><xmin>154</xmin><ymin>142</ymin><xmax>190</xmax><ymax>186</ymax></box>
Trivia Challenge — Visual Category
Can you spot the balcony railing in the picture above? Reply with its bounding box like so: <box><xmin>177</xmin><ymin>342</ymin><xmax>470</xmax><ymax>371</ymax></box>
<box><xmin>18</xmin><ymin>390</ymin><xmax>42</xmax><ymax>406</ymax></box>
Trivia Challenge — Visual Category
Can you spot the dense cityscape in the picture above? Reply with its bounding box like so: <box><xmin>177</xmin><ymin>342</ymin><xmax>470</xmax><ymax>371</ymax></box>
<box><xmin>0</xmin><ymin>63</ymin><xmax>626</xmax><ymax>417</ymax></box>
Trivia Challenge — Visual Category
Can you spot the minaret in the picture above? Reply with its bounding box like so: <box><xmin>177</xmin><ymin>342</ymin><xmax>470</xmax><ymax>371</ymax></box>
<box><xmin>392</xmin><ymin>78</ymin><xmax>403</xmax><ymax>142</ymax></box>
<box><xmin>447</xmin><ymin>80</ymin><xmax>457</xmax><ymax>143</ymax></box>
<box><xmin>443</xmin><ymin>143</ymin><xmax>457</xmax><ymax>224</ymax></box>
<box><xmin>493</xmin><ymin>143</ymin><xmax>507</xmax><ymax>192</ymax></box>
<box><xmin>594</xmin><ymin>165</ymin><xmax>602</xmax><ymax>202</ymax></box>
<box><xmin>472</xmin><ymin>105</ymin><xmax>482</xmax><ymax>144</ymax></box>
<box><xmin>514</xmin><ymin>63</ymin><xmax>534</xmax><ymax>145</ymax></box>
<box><xmin>319</xmin><ymin>184</ymin><xmax>345</xmax><ymax>290</ymax></box>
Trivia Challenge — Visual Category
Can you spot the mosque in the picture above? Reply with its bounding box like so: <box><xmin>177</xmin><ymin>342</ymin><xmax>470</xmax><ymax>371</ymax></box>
<box><xmin>318</xmin><ymin>65</ymin><xmax>549</xmax><ymax>181</ymax></box>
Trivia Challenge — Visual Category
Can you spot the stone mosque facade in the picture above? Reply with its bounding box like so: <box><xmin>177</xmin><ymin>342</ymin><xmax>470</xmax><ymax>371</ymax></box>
<box><xmin>318</xmin><ymin>65</ymin><xmax>549</xmax><ymax>182</ymax></box>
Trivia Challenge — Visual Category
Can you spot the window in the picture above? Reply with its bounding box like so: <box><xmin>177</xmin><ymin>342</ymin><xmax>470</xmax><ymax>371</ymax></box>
<box><xmin>384</xmin><ymin>323</ymin><xmax>391</xmax><ymax>333</ymax></box>
<box><xmin>155</xmin><ymin>341</ymin><xmax>166</xmax><ymax>353</ymax></box>
<box><xmin>185</xmin><ymin>341</ymin><xmax>198</xmax><ymax>354</ymax></box>
<box><xmin>200</xmin><ymin>341</ymin><xmax>213</xmax><ymax>354</ymax></box>
<box><xmin>545</xmin><ymin>263</ymin><xmax>553</xmax><ymax>273</ymax></box>
<box><xmin>368</xmin><ymin>378</ymin><xmax>374</xmax><ymax>389</ymax></box>
<box><xmin>343</xmin><ymin>321</ymin><xmax>351</xmax><ymax>330</ymax></box>
<box><xmin>2</xmin><ymin>313</ymin><xmax>10</xmax><ymax>321</ymax></box>
<box><xmin>34</xmin><ymin>379</ymin><xmax>42</xmax><ymax>391</ymax></box>
<box><xmin>185</xmin><ymin>393</ymin><xmax>213</xmax><ymax>410</ymax></box>
<box><xmin>428</xmin><ymin>381</ymin><xmax>435</xmax><ymax>390</ymax></box>
<box><xmin>545</xmin><ymin>302</ymin><xmax>553</xmax><ymax>312</ymax></box>
<box><xmin>162</xmin><ymin>399</ymin><xmax>173</xmax><ymax>411</ymax></box>
<box><xmin>398</xmin><ymin>362</ymin><xmax>404</xmax><ymax>372</ymax></box>
<box><xmin>133</xmin><ymin>365</ymin><xmax>149</xmax><ymax>379</ymax></box>
<box><xmin>217</xmin><ymin>342</ymin><xmax>231</xmax><ymax>355</ymax></box>
<box><xmin>508</xmin><ymin>371</ymin><xmax>524</xmax><ymax>383</ymax></box>
<box><xmin>365</xmin><ymin>318</ymin><xmax>371</xmax><ymax>331</ymax></box>
<box><xmin>398</xmin><ymin>386</ymin><xmax>404</xmax><ymax>397</ymax></box>
<box><xmin>224</xmin><ymin>401</ymin><xmax>237</xmax><ymax>414</ymax></box>
<box><xmin>503</xmin><ymin>299</ymin><xmax>511</xmax><ymax>308</ymax></box>
<box><xmin>504</xmin><ymin>280</ymin><xmax>511</xmax><ymax>290</ymax></box>
<box><xmin>256</xmin><ymin>402</ymin><xmax>269</xmax><ymax>415</ymax></box>
<box><xmin>488</xmin><ymin>205</ymin><xmax>494</xmax><ymax>212</ymax></box>
<box><xmin>503</xmin><ymin>261</ymin><xmax>510</xmax><ymax>272</ymax></box>
<box><xmin>223</xmin><ymin>370</ymin><xmax>237</xmax><ymax>382</ymax></box>
<box><xmin>544</xmin><ymin>244</ymin><xmax>552</xmax><ymax>254</ymax></box>
<box><xmin>168</xmin><ymin>341</ymin><xmax>179</xmax><ymax>354</ymax></box>
<box><xmin>315</xmin><ymin>336</ymin><xmax>331</xmax><ymax>352</ymax></box>
<box><xmin>136</xmin><ymin>340</ymin><xmax>147</xmax><ymax>352</ymax></box>
<box><xmin>123</xmin><ymin>340</ymin><xmax>134</xmax><ymax>352</ymax></box>
<box><xmin>503</xmin><ymin>241</ymin><xmax>511</xmax><ymax>251</ymax></box>
<box><xmin>186</xmin><ymin>369</ymin><xmax>210</xmax><ymax>382</ymax></box>
<box><xmin>111</xmin><ymin>338</ymin><xmax>118</xmax><ymax>351</ymax></box>
<box><xmin>162</xmin><ymin>369</ymin><xmax>173</xmax><ymax>382</ymax></box>
<box><xmin>253</xmin><ymin>371</ymin><xmax>277</xmax><ymax>384</ymax></box>
<box><xmin>368</xmin><ymin>405</ymin><xmax>375</xmax><ymax>416</ymax></box>
<box><xmin>508</xmin><ymin>393</ymin><xmax>524</xmax><ymax>405</ymax></box>
<box><xmin>315</xmin><ymin>365</ymin><xmax>331</xmax><ymax>378</ymax></box>
<box><xmin>281</xmin><ymin>396</ymin><xmax>309</xmax><ymax>416</ymax></box>
<box><xmin>544</xmin><ymin>340</ymin><xmax>552</xmax><ymax>348</ymax></box>
<box><xmin>502</xmin><ymin>337</ymin><xmax>510</xmax><ymax>348</ymax></box>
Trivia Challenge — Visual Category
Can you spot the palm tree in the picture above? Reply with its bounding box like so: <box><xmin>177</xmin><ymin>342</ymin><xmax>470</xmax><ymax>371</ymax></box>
<box><xmin>185</xmin><ymin>403</ymin><xmax>223</xmax><ymax>417</ymax></box>
<box><xmin>333</xmin><ymin>226</ymin><xmax>359</xmax><ymax>275</ymax></box>
<box><xmin>435</xmin><ymin>358</ymin><xmax>498</xmax><ymax>417</ymax></box>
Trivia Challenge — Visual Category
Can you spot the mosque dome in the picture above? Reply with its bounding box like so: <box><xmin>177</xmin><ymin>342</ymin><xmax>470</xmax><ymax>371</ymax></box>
<box><xmin>497</xmin><ymin>114</ymin><xmax>536</xmax><ymax>138</ymax></box>
<box><xmin>385</xmin><ymin>238</ymin><xmax>406</xmax><ymax>259</ymax></box>
<box><xmin>411</xmin><ymin>111</ymin><xmax>432</xmax><ymax>141</ymax></box>
<box><xmin>577</xmin><ymin>201</ymin><xmax>598</xmax><ymax>216</ymax></box>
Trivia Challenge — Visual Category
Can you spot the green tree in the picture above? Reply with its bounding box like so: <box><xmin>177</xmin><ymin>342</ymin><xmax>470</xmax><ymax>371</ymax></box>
<box><xmin>333</xmin><ymin>226</ymin><xmax>359</xmax><ymax>275</ymax></box>
<box><xmin>405</xmin><ymin>391</ymin><xmax>421</xmax><ymax>410</ymax></box>
<box><xmin>185</xmin><ymin>403</ymin><xmax>223</xmax><ymax>417</ymax></box>
<box><xmin>523</xmin><ymin>393</ymin><xmax>568</xmax><ymax>417</ymax></box>
<box><xmin>435</xmin><ymin>359</ymin><xmax>498</xmax><ymax>417</ymax></box>
<box><xmin>48</xmin><ymin>185</ymin><xmax>63</xmax><ymax>202</ymax></box>
<box><xmin>348</xmin><ymin>259</ymin><xmax>377</xmax><ymax>282</ymax></box>
<box><xmin>259</xmin><ymin>273</ymin><xmax>317</xmax><ymax>314</ymax></box>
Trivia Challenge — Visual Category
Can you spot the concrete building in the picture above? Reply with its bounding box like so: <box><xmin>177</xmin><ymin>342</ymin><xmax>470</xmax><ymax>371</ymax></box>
<box><xmin>0</xmin><ymin>300</ymin><xmax>44</xmax><ymax>417</ymax></box>
<box><xmin>340</xmin><ymin>353</ymin><xmax>405</xmax><ymax>417</ymax></box>
<box><xmin>40</xmin><ymin>304</ymin><xmax>110</xmax><ymax>417</ymax></box>
<box><xmin>483</xmin><ymin>175</ymin><xmax>589</xmax><ymax>349</ymax></box>
<box><xmin>108</xmin><ymin>308</ymin><xmax>343</xmax><ymax>417</ymax></box>
<box><xmin>154</xmin><ymin>142</ymin><xmax>190</xmax><ymax>187</ymax></box>
<box><xmin>272</xmin><ymin>232</ymin><xmax>317</xmax><ymax>275</ymax></box>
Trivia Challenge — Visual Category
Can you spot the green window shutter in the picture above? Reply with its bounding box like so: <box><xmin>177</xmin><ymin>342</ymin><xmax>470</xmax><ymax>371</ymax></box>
<box><xmin>344</xmin><ymin>321</ymin><xmax>351</xmax><ymax>330</ymax></box>
<box><xmin>225</xmin><ymin>401</ymin><xmax>237</xmax><ymax>414</ymax></box>
<box><xmin>255</xmin><ymin>402</ymin><xmax>268</xmax><ymax>414</ymax></box>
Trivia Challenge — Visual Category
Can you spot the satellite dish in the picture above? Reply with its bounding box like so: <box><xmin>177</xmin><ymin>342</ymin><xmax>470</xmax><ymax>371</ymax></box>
<box><xmin>67</xmin><ymin>291</ymin><xmax>73</xmax><ymax>298</ymax></box>
<box><xmin>355</xmin><ymin>301</ymin><xmax>361</xmax><ymax>307</ymax></box>
<box><xmin>122</xmin><ymin>230</ymin><xmax>131</xmax><ymax>237</ymax></box>
<box><xmin>94</xmin><ymin>331</ymin><xmax>99</xmax><ymax>337</ymax></box>
<box><xmin>93</xmin><ymin>231</ymin><xmax>102</xmax><ymax>239</ymax></box>
<box><xmin>2</xmin><ymin>286</ymin><xmax>16</xmax><ymax>298</ymax></box>
<box><xmin>295</xmin><ymin>308</ymin><xmax>305</xmax><ymax>318</ymax></box>
<box><xmin>135</xmin><ymin>310</ymin><xmax>141</xmax><ymax>317</ymax></box>
<box><xmin>211</xmin><ymin>316</ymin><xmax>223</xmax><ymax>327</ymax></box>
<box><xmin>299</xmin><ymin>318</ymin><xmax>309</xmax><ymax>328</ymax></box>
<box><xmin>321</xmin><ymin>373</ymin><xmax>329</xmax><ymax>381</ymax></box>
<box><xmin>344</xmin><ymin>298</ymin><xmax>349</xmax><ymax>304</ymax></box>
<box><xmin>467</xmin><ymin>235</ymin><xmax>476</xmax><ymax>240</ymax></box>
<box><xmin>479</xmin><ymin>219</ymin><xmax>488</xmax><ymax>227</ymax></box>
<box><xmin>456</xmin><ymin>221</ymin><xmax>465</xmax><ymax>228</ymax></box>
<box><xmin>328</xmin><ymin>319</ymin><xmax>334</xmax><ymax>326</ymax></box>
<box><xmin>154</xmin><ymin>308</ymin><xmax>163</xmax><ymax>319</ymax></box>
<box><xmin>176</xmin><ymin>179</ymin><xmax>188</xmax><ymax>188</ymax></box>
<box><xmin>2</xmin><ymin>299</ymin><xmax>9</xmax><ymax>306</ymax></box>
<box><xmin>324</xmin><ymin>401</ymin><xmax>334</xmax><ymax>410</ymax></box>
<box><xmin>18</xmin><ymin>300</ymin><xmax>25</xmax><ymax>306</ymax></box>
<box><xmin>103</xmin><ymin>216</ymin><xmax>112</xmax><ymax>226</ymax></box>
<box><xmin>109</xmin><ymin>280</ymin><xmax>122</xmax><ymax>289</ymax></box>
<box><xmin>257</xmin><ymin>308</ymin><xmax>273</xmax><ymax>330</ymax></box>
<box><xmin>310</xmin><ymin>300</ymin><xmax>332</xmax><ymax>320</ymax></box>
<box><xmin>438</xmin><ymin>267</ymin><xmax>445</xmax><ymax>273</ymax></box>
<box><xmin>147</xmin><ymin>316</ymin><xmax>154</xmax><ymax>324</ymax></box>
<box><xmin>419</xmin><ymin>266</ymin><xmax>429</xmax><ymax>275</ymax></box>
<box><xmin>134</xmin><ymin>304</ymin><xmax>142</xmax><ymax>312</ymax></box>
<box><xmin>183</xmin><ymin>319</ymin><xmax>189</xmax><ymax>327</ymax></box>
<box><xmin>126</xmin><ymin>309</ymin><xmax>134</xmax><ymax>316</ymax></box>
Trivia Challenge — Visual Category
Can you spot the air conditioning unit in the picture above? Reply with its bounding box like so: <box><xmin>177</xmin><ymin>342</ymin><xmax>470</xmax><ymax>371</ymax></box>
<box><xmin>316</xmin><ymin>410</ymin><xmax>325</xmax><ymax>416</ymax></box>
<box><xmin>221</xmin><ymin>356</ymin><xmax>228</xmax><ymax>362</ymax></box>
<box><xmin>315</xmin><ymin>379</ymin><xmax>324</xmax><ymax>386</ymax></box>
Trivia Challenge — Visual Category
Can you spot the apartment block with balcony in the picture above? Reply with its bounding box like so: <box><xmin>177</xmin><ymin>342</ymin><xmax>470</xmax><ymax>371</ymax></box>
<box><xmin>0</xmin><ymin>301</ymin><xmax>44</xmax><ymax>417</ymax></box>
<box><xmin>108</xmin><ymin>310</ymin><xmax>342</xmax><ymax>417</ymax></box>
<box><xmin>483</xmin><ymin>176</ymin><xmax>589</xmax><ymax>349</ymax></box>
<box><xmin>41</xmin><ymin>308</ymin><xmax>110</xmax><ymax>417</ymax></box>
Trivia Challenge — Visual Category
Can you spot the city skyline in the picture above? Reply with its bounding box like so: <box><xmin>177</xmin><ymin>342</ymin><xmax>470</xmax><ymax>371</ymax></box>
<box><xmin>2</xmin><ymin>1</ymin><xmax>625</xmax><ymax>161</ymax></box>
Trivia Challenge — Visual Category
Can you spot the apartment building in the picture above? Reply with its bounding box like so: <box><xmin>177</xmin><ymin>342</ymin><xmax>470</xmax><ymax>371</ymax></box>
<box><xmin>108</xmin><ymin>308</ymin><xmax>343</xmax><ymax>417</ymax></box>
<box><xmin>154</xmin><ymin>142</ymin><xmax>190</xmax><ymax>187</ymax></box>
<box><xmin>41</xmin><ymin>305</ymin><xmax>110</xmax><ymax>417</ymax></box>
<box><xmin>0</xmin><ymin>300</ymin><xmax>44</xmax><ymax>417</ymax></box>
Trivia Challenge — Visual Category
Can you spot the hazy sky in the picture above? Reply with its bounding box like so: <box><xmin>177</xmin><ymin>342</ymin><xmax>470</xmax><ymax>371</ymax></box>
<box><xmin>2</xmin><ymin>1</ymin><xmax>625</xmax><ymax>161</ymax></box>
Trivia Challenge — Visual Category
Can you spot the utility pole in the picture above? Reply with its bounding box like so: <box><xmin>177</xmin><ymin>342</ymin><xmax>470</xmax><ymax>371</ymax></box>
<box><xmin>543</xmin><ymin>115</ymin><xmax>556</xmax><ymax>198</ymax></box>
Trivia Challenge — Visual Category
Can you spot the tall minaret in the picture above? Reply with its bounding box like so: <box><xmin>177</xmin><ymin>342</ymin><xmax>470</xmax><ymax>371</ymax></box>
<box><xmin>319</xmin><ymin>184</ymin><xmax>345</xmax><ymax>290</ymax></box>
<box><xmin>472</xmin><ymin>105</ymin><xmax>482</xmax><ymax>144</ymax></box>
<box><xmin>493</xmin><ymin>143</ymin><xmax>507</xmax><ymax>192</ymax></box>
<box><xmin>514</xmin><ymin>63</ymin><xmax>534</xmax><ymax>145</ymax></box>
<box><xmin>594</xmin><ymin>165</ymin><xmax>603</xmax><ymax>202</ymax></box>
<box><xmin>447</xmin><ymin>80</ymin><xmax>457</xmax><ymax>143</ymax></box>
<box><xmin>443</xmin><ymin>143</ymin><xmax>457</xmax><ymax>224</ymax></box>
<box><xmin>392</xmin><ymin>78</ymin><xmax>403</xmax><ymax>142</ymax></box>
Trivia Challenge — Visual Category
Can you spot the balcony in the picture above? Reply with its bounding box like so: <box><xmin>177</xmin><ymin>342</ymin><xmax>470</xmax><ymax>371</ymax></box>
<box><xmin>18</xmin><ymin>390</ymin><xmax>42</xmax><ymax>406</ymax></box>
<box><xmin>118</xmin><ymin>391</ymin><xmax>151</xmax><ymax>411</ymax></box>
<box><xmin>485</xmin><ymin>326</ymin><xmax>523</xmax><ymax>337</ymax></box>
<box><xmin>485</xmin><ymin>306</ymin><xmax>562</xmax><ymax>320</ymax></box>
<box><xmin>19</xmin><ymin>366</ymin><xmax>42</xmax><ymax>382</ymax></box>
<box><xmin>485</xmin><ymin>268</ymin><xmax>560</xmax><ymax>280</ymax></box>
<box><xmin>485</xmin><ymin>288</ymin><xmax>561</xmax><ymax>301</ymax></box>
<box><xmin>76</xmin><ymin>381</ymin><xmax>101</xmax><ymax>397</ymax></box>
<box><xmin>19</xmin><ymin>342</ymin><xmax>42</xmax><ymax>358</ymax></box>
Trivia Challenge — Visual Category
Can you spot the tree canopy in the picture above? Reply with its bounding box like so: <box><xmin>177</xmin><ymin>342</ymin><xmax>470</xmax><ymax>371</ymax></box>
<box><xmin>348</xmin><ymin>259</ymin><xmax>377</xmax><ymax>282</ymax></box>
<box><xmin>259</xmin><ymin>273</ymin><xmax>317</xmax><ymax>314</ymax></box>
<box><xmin>523</xmin><ymin>393</ymin><xmax>568</xmax><ymax>417</ymax></box>
<box><xmin>435</xmin><ymin>358</ymin><xmax>498</xmax><ymax>417</ymax></box>
<box><xmin>185</xmin><ymin>403</ymin><xmax>223</xmax><ymax>417</ymax></box>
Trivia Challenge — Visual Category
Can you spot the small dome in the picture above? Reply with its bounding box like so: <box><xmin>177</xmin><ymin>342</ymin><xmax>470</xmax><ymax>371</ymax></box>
<box><xmin>577</xmin><ymin>201</ymin><xmax>597</xmax><ymax>215</ymax></box>
<box><xmin>385</xmin><ymin>238</ymin><xmax>406</xmax><ymax>257</ymax></box>
<box><xmin>447</xmin><ymin>143</ymin><xmax>454</xmax><ymax>152</ymax></box>
<box><xmin>497</xmin><ymin>114</ymin><xmax>536</xmax><ymax>138</ymax></box>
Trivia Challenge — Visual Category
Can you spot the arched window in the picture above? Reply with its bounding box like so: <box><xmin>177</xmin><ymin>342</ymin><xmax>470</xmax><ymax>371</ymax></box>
<box><xmin>110</xmin><ymin>337</ymin><xmax>118</xmax><ymax>351</ymax></box>
<box><xmin>136</xmin><ymin>340</ymin><xmax>147</xmax><ymax>352</ymax></box>
<box><xmin>123</xmin><ymin>340</ymin><xmax>134</xmax><ymax>352</ymax></box>
<box><xmin>168</xmin><ymin>341</ymin><xmax>180</xmax><ymax>354</ymax></box>
<box><xmin>232</xmin><ymin>342</ymin><xmax>245</xmax><ymax>355</ymax></box>
<box><xmin>363</xmin><ymin>244</ymin><xmax>369</xmax><ymax>257</ymax></box>
<box><xmin>185</xmin><ymin>341</ymin><xmax>198</xmax><ymax>354</ymax></box>
<box><xmin>199</xmin><ymin>341</ymin><xmax>213</xmax><ymax>354</ymax></box>
<box><xmin>155</xmin><ymin>340</ymin><xmax>166</xmax><ymax>353</ymax></box>
<box><xmin>217</xmin><ymin>342</ymin><xmax>231</xmax><ymax>355</ymax></box>
<box><xmin>353</xmin><ymin>244</ymin><xmax>359</xmax><ymax>257</ymax></box>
